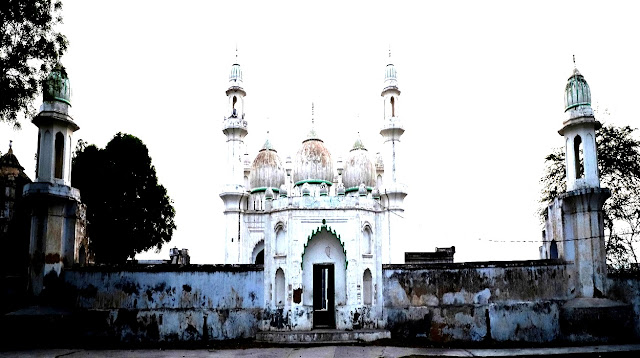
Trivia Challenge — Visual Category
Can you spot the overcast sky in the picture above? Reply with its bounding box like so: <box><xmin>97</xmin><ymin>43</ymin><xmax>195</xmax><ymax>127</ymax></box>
<box><xmin>2</xmin><ymin>1</ymin><xmax>639</xmax><ymax>263</ymax></box>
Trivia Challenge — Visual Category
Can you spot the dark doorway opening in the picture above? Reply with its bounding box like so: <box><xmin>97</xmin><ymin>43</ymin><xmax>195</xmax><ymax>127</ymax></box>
<box><xmin>255</xmin><ymin>249</ymin><xmax>264</xmax><ymax>265</ymax></box>
<box><xmin>313</xmin><ymin>264</ymin><xmax>335</xmax><ymax>328</ymax></box>
<box><xmin>550</xmin><ymin>240</ymin><xmax>558</xmax><ymax>259</ymax></box>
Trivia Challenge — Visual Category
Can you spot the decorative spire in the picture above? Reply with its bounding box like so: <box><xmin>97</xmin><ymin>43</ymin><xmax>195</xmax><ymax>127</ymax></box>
<box><xmin>305</xmin><ymin>102</ymin><xmax>320</xmax><ymax>141</ymax></box>
<box><xmin>8</xmin><ymin>140</ymin><xmax>13</xmax><ymax>154</ymax></box>
<box><xmin>261</xmin><ymin>130</ymin><xmax>274</xmax><ymax>151</ymax></box>
<box><xmin>352</xmin><ymin>131</ymin><xmax>366</xmax><ymax>151</ymax></box>
<box><xmin>229</xmin><ymin>46</ymin><xmax>243</xmax><ymax>85</ymax></box>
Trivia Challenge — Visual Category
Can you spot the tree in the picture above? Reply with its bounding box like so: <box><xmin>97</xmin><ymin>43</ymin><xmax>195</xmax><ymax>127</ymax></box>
<box><xmin>72</xmin><ymin>133</ymin><xmax>176</xmax><ymax>264</ymax></box>
<box><xmin>1</xmin><ymin>0</ymin><xmax>68</xmax><ymax>128</ymax></box>
<box><xmin>539</xmin><ymin>123</ymin><xmax>640</xmax><ymax>270</ymax></box>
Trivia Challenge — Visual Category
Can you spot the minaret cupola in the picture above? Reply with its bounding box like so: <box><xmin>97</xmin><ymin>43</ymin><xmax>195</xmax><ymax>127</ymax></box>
<box><xmin>564</xmin><ymin>64</ymin><xmax>593</xmax><ymax>120</ymax></box>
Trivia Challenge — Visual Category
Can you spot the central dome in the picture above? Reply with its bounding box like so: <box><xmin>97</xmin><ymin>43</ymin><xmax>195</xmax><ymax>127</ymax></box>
<box><xmin>292</xmin><ymin>136</ymin><xmax>334</xmax><ymax>185</ymax></box>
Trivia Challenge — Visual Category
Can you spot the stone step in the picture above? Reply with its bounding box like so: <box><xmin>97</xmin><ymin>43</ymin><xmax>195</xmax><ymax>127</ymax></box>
<box><xmin>256</xmin><ymin>329</ymin><xmax>391</xmax><ymax>344</ymax></box>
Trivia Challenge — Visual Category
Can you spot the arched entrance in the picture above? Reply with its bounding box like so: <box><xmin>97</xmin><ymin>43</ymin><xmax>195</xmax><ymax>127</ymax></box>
<box><xmin>252</xmin><ymin>240</ymin><xmax>264</xmax><ymax>264</ymax></box>
<box><xmin>301</xmin><ymin>220</ymin><xmax>347</xmax><ymax>328</ymax></box>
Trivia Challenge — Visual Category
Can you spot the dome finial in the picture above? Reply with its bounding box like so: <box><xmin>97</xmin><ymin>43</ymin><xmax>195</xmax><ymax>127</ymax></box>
<box><xmin>8</xmin><ymin>140</ymin><xmax>13</xmax><ymax>154</ymax></box>
<box><xmin>573</xmin><ymin>54</ymin><xmax>576</xmax><ymax>68</ymax></box>
<box><xmin>305</xmin><ymin>102</ymin><xmax>320</xmax><ymax>141</ymax></box>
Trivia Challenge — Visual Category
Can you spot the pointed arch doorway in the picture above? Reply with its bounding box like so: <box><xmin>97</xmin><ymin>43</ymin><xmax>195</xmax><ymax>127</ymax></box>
<box><xmin>301</xmin><ymin>219</ymin><xmax>347</xmax><ymax>329</ymax></box>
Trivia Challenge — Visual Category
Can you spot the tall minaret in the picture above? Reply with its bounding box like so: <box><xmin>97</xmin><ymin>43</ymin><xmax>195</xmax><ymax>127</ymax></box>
<box><xmin>546</xmin><ymin>58</ymin><xmax>610</xmax><ymax>298</ymax></box>
<box><xmin>379</xmin><ymin>49</ymin><xmax>408</xmax><ymax>264</ymax></box>
<box><xmin>223</xmin><ymin>49</ymin><xmax>248</xmax><ymax>189</ymax></box>
<box><xmin>220</xmin><ymin>51</ymin><xmax>248</xmax><ymax>264</ymax></box>
<box><xmin>23</xmin><ymin>64</ymin><xmax>85</xmax><ymax>295</ymax></box>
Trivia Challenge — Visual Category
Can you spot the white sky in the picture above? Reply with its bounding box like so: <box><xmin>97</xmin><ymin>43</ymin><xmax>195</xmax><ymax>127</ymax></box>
<box><xmin>2</xmin><ymin>1</ymin><xmax>639</xmax><ymax>264</ymax></box>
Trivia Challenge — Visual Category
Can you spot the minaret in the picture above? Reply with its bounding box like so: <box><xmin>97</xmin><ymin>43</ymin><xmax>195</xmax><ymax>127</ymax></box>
<box><xmin>379</xmin><ymin>49</ymin><xmax>408</xmax><ymax>264</ymax></box>
<box><xmin>545</xmin><ymin>58</ymin><xmax>610</xmax><ymax>298</ymax></box>
<box><xmin>23</xmin><ymin>64</ymin><xmax>85</xmax><ymax>295</ymax></box>
<box><xmin>223</xmin><ymin>49</ymin><xmax>248</xmax><ymax>189</ymax></box>
<box><xmin>220</xmin><ymin>51</ymin><xmax>248</xmax><ymax>264</ymax></box>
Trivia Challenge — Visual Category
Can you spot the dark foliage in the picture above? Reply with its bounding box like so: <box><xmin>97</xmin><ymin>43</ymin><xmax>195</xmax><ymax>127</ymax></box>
<box><xmin>539</xmin><ymin>124</ymin><xmax>640</xmax><ymax>269</ymax></box>
<box><xmin>1</xmin><ymin>0</ymin><xmax>68</xmax><ymax>127</ymax></box>
<box><xmin>72</xmin><ymin>133</ymin><xmax>176</xmax><ymax>264</ymax></box>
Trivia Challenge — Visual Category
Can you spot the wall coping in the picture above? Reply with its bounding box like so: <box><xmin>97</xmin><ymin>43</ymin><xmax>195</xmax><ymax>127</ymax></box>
<box><xmin>66</xmin><ymin>264</ymin><xmax>265</xmax><ymax>273</ymax></box>
<box><xmin>383</xmin><ymin>259</ymin><xmax>567</xmax><ymax>270</ymax></box>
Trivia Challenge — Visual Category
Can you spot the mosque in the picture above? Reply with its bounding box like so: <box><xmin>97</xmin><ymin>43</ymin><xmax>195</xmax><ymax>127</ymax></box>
<box><xmin>2</xmin><ymin>53</ymin><xmax>638</xmax><ymax>343</ymax></box>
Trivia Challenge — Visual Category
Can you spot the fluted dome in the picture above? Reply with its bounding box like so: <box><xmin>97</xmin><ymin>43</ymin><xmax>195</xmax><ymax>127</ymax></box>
<box><xmin>249</xmin><ymin>139</ymin><xmax>285</xmax><ymax>190</ymax></box>
<box><xmin>229</xmin><ymin>63</ymin><xmax>243</xmax><ymax>86</ymax></box>
<box><xmin>384</xmin><ymin>62</ymin><xmax>398</xmax><ymax>89</ymax></box>
<box><xmin>564</xmin><ymin>68</ymin><xmax>591</xmax><ymax>112</ymax></box>
<box><xmin>342</xmin><ymin>138</ymin><xmax>376</xmax><ymax>190</ymax></box>
<box><xmin>43</xmin><ymin>64</ymin><xmax>71</xmax><ymax>105</ymax></box>
<box><xmin>292</xmin><ymin>132</ymin><xmax>334</xmax><ymax>185</ymax></box>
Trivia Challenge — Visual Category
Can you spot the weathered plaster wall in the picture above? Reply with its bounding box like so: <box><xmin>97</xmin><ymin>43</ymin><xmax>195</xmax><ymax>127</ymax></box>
<box><xmin>383</xmin><ymin>260</ymin><xmax>572</xmax><ymax>342</ymax></box>
<box><xmin>607</xmin><ymin>275</ymin><xmax>640</xmax><ymax>338</ymax></box>
<box><xmin>62</xmin><ymin>265</ymin><xmax>263</xmax><ymax>342</ymax></box>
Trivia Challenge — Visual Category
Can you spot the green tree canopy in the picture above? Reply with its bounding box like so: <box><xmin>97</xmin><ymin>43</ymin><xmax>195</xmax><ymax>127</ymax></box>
<box><xmin>72</xmin><ymin>133</ymin><xmax>176</xmax><ymax>264</ymax></box>
<box><xmin>540</xmin><ymin>124</ymin><xmax>640</xmax><ymax>270</ymax></box>
<box><xmin>1</xmin><ymin>0</ymin><xmax>68</xmax><ymax>128</ymax></box>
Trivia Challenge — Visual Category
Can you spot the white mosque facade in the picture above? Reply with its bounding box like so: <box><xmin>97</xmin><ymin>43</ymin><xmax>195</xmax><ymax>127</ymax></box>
<box><xmin>219</xmin><ymin>58</ymin><xmax>407</xmax><ymax>330</ymax></box>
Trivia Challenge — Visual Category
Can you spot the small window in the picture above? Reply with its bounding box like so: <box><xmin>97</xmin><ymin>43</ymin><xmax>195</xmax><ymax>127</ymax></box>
<box><xmin>232</xmin><ymin>96</ymin><xmax>238</xmax><ymax>116</ymax></box>
<box><xmin>574</xmin><ymin>135</ymin><xmax>584</xmax><ymax>179</ymax></box>
<box><xmin>54</xmin><ymin>132</ymin><xmax>64</xmax><ymax>179</ymax></box>
<box><xmin>390</xmin><ymin>97</ymin><xmax>395</xmax><ymax>117</ymax></box>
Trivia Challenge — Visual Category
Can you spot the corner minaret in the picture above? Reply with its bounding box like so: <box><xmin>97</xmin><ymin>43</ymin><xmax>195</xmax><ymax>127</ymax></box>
<box><xmin>544</xmin><ymin>59</ymin><xmax>610</xmax><ymax>298</ymax></box>
<box><xmin>379</xmin><ymin>49</ymin><xmax>408</xmax><ymax>264</ymax></box>
<box><xmin>379</xmin><ymin>49</ymin><xmax>404</xmax><ymax>185</ymax></box>
<box><xmin>220</xmin><ymin>52</ymin><xmax>249</xmax><ymax>264</ymax></box>
<box><xmin>223</xmin><ymin>50</ymin><xmax>248</xmax><ymax>189</ymax></box>
<box><xmin>24</xmin><ymin>64</ymin><xmax>87</xmax><ymax>296</ymax></box>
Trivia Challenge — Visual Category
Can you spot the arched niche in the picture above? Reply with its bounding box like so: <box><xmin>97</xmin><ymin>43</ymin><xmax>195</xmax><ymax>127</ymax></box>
<box><xmin>275</xmin><ymin>268</ymin><xmax>285</xmax><ymax>307</ymax></box>
<box><xmin>363</xmin><ymin>268</ymin><xmax>372</xmax><ymax>305</ymax></box>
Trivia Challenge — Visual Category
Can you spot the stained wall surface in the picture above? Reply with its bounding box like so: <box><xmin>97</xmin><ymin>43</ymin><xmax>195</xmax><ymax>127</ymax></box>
<box><xmin>383</xmin><ymin>260</ymin><xmax>573</xmax><ymax>342</ymax></box>
<box><xmin>62</xmin><ymin>265</ymin><xmax>263</xmax><ymax>342</ymax></box>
